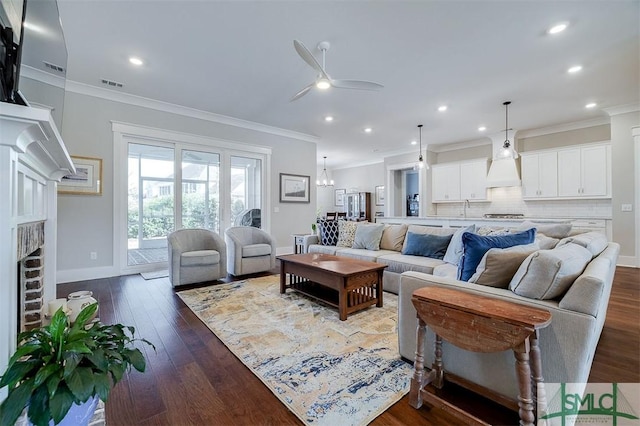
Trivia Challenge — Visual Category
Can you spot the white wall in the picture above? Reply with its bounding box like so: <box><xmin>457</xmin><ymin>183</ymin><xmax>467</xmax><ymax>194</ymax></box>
<box><xmin>57</xmin><ymin>91</ymin><xmax>316</xmax><ymax>281</ymax></box>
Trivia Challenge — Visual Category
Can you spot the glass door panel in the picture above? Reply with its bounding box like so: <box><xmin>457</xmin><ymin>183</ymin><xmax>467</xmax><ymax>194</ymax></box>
<box><xmin>181</xmin><ymin>150</ymin><xmax>220</xmax><ymax>232</ymax></box>
<box><xmin>230</xmin><ymin>156</ymin><xmax>262</xmax><ymax>227</ymax></box>
<box><xmin>127</xmin><ymin>143</ymin><xmax>175</xmax><ymax>266</ymax></box>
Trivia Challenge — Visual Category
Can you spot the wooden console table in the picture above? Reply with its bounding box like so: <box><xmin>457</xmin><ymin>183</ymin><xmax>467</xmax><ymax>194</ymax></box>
<box><xmin>410</xmin><ymin>287</ymin><xmax>552</xmax><ymax>426</ymax></box>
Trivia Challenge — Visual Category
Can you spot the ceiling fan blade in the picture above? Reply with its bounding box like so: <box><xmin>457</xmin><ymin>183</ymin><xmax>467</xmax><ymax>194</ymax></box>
<box><xmin>330</xmin><ymin>79</ymin><xmax>384</xmax><ymax>91</ymax></box>
<box><xmin>293</xmin><ymin>40</ymin><xmax>329</xmax><ymax>79</ymax></box>
<box><xmin>290</xmin><ymin>82</ymin><xmax>314</xmax><ymax>102</ymax></box>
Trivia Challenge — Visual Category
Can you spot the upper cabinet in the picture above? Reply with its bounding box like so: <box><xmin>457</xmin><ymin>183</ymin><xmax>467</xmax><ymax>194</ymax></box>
<box><xmin>432</xmin><ymin>159</ymin><xmax>487</xmax><ymax>203</ymax></box>
<box><xmin>521</xmin><ymin>142</ymin><xmax>610</xmax><ymax>200</ymax></box>
<box><xmin>521</xmin><ymin>151</ymin><xmax>558</xmax><ymax>198</ymax></box>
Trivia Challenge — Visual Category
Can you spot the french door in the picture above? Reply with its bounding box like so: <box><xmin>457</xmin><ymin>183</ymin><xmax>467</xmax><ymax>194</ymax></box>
<box><xmin>115</xmin><ymin>125</ymin><xmax>269</xmax><ymax>274</ymax></box>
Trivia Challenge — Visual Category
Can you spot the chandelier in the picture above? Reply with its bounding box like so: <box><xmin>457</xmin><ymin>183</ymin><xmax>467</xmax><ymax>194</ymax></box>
<box><xmin>498</xmin><ymin>101</ymin><xmax>518</xmax><ymax>159</ymax></box>
<box><xmin>316</xmin><ymin>156</ymin><xmax>334</xmax><ymax>187</ymax></box>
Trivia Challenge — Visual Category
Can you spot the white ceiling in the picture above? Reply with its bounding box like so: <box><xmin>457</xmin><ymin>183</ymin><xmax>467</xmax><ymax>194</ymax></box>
<box><xmin>51</xmin><ymin>0</ymin><xmax>639</xmax><ymax>168</ymax></box>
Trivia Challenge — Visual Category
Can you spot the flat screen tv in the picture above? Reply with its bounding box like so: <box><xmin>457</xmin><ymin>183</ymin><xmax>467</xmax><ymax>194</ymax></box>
<box><xmin>0</xmin><ymin>0</ymin><xmax>26</xmax><ymax>103</ymax></box>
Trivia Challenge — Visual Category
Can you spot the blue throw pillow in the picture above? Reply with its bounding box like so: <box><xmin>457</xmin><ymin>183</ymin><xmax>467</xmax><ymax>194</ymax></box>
<box><xmin>458</xmin><ymin>228</ymin><xmax>536</xmax><ymax>281</ymax></box>
<box><xmin>318</xmin><ymin>219</ymin><xmax>339</xmax><ymax>246</ymax></box>
<box><xmin>401</xmin><ymin>232</ymin><xmax>453</xmax><ymax>259</ymax></box>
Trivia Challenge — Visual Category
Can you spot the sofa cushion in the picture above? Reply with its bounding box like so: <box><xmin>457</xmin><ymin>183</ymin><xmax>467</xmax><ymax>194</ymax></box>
<box><xmin>443</xmin><ymin>224</ymin><xmax>476</xmax><ymax>266</ymax></box>
<box><xmin>509</xmin><ymin>243</ymin><xmax>592</xmax><ymax>300</ymax></box>
<box><xmin>352</xmin><ymin>223</ymin><xmax>385</xmax><ymax>250</ymax></box>
<box><xmin>556</xmin><ymin>231</ymin><xmax>608</xmax><ymax>257</ymax></box>
<box><xmin>336</xmin><ymin>221</ymin><xmax>358</xmax><ymax>248</ymax></box>
<box><xmin>308</xmin><ymin>244</ymin><xmax>341</xmax><ymax>255</ymax></box>
<box><xmin>242</xmin><ymin>243</ymin><xmax>271</xmax><ymax>258</ymax></box>
<box><xmin>433</xmin><ymin>263</ymin><xmax>458</xmax><ymax>278</ymax></box>
<box><xmin>402</xmin><ymin>225</ymin><xmax>456</xmax><ymax>253</ymax></box>
<box><xmin>318</xmin><ymin>219</ymin><xmax>339</xmax><ymax>246</ymax></box>
<box><xmin>469</xmin><ymin>243</ymin><xmax>539</xmax><ymax>288</ymax></box>
<box><xmin>338</xmin><ymin>248</ymin><xmax>397</xmax><ymax>262</ymax></box>
<box><xmin>377</xmin><ymin>253</ymin><xmax>445</xmax><ymax>275</ymax></box>
<box><xmin>402</xmin><ymin>232</ymin><xmax>452</xmax><ymax>259</ymax></box>
<box><xmin>380</xmin><ymin>224</ymin><xmax>408</xmax><ymax>251</ymax></box>
<box><xmin>458</xmin><ymin>228</ymin><xmax>537</xmax><ymax>281</ymax></box>
<box><xmin>516</xmin><ymin>220</ymin><xmax>572</xmax><ymax>239</ymax></box>
<box><xmin>536</xmin><ymin>234</ymin><xmax>560</xmax><ymax>250</ymax></box>
<box><xmin>181</xmin><ymin>249</ymin><xmax>220</xmax><ymax>266</ymax></box>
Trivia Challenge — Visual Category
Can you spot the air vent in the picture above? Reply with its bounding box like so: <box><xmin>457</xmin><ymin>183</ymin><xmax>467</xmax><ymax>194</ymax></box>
<box><xmin>43</xmin><ymin>61</ymin><xmax>65</xmax><ymax>73</ymax></box>
<box><xmin>100</xmin><ymin>78</ymin><xmax>123</xmax><ymax>88</ymax></box>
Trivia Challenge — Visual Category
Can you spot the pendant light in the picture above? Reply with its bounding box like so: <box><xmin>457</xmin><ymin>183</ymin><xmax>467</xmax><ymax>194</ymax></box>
<box><xmin>499</xmin><ymin>101</ymin><xmax>518</xmax><ymax>159</ymax></box>
<box><xmin>416</xmin><ymin>124</ymin><xmax>429</xmax><ymax>169</ymax></box>
<box><xmin>316</xmin><ymin>156</ymin><xmax>334</xmax><ymax>187</ymax></box>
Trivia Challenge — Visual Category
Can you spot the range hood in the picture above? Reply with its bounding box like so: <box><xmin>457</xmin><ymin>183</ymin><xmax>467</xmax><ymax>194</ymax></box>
<box><xmin>486</xmin><ymin>130</ymin><xmax>521</xmax><ymax>188</ymax></box>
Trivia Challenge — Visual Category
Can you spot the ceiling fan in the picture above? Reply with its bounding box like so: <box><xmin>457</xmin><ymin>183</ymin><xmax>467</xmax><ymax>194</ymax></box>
<box><xmin>290</xmin><ymin>40</ymin><xmax>384</xmax><ymax>101</ymax></box>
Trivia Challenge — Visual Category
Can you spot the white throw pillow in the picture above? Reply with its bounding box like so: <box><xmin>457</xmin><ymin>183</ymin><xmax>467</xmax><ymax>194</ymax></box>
<box><xmin>442</xmin><ymin>224</ymin><xmax>476</xmax><ymax>266</ymax></box>
<box><xmin>509</xmin><ymin>243</ymin><xmax>592</xmax><ymax>300</ymax></box>
<box><xmin>556</xmin><ymin>231</ymin><xmax>608</xmax><ymax>258</ymax></box>
<box><xmin>352</xmin><ymin>223</ymin><xmax>385</xmax><ymax>250</ymax></box>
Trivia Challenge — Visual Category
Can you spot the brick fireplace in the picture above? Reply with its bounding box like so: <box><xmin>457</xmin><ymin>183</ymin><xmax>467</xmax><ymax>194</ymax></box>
<box><xmin>1</xmin><ymin>103</ymin><xmax>74</xmax><ymax>401</ymax></box>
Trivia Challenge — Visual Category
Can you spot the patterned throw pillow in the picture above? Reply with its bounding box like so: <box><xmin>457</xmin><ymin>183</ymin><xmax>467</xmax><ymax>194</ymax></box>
<box><xmin>318</xmin><ymin>219</ymin><xmax>339</xmax><ymax>246</ymax></box>
<box><xmin>336</xmin><ymin>221</ymin><xmax>358</xmax><ymax>248</ymax></box>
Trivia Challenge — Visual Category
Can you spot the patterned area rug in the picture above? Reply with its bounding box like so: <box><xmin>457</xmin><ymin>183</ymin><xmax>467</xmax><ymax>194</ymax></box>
<box><xmin>177</xmin><ymin>275</ymin><xmax>412</xmax><ymax>426</ymax></box>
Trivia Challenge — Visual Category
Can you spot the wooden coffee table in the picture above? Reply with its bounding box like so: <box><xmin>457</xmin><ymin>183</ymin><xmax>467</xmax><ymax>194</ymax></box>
<box><xmin>277</xmin><ymin>253</ymin><xmax>387</xmax><ymax>320</ymax></box>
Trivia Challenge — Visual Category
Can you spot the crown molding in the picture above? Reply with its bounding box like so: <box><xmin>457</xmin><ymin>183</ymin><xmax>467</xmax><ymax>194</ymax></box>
<box><xmin>332</xmin><ymin>158</ymin><xmax>384</xmax><ymax>171</ymax></box>
<box><xmin>603</xmin><ymin>103</ymin><xmax>640</xmax><ymax>116</ymax></box>
<box><xmin>428</xmin><ymin>138</ymin><xmax>491</xmax><ymax>153</ymax></box>
<box><xmin>64</xmin><ymin>80</ymin><xmax>320</xmax><ymax>143</ymax></box>
<box><xmin>516</xmin><ymin>116</ymin><xmax>611</xmax><ymax>139</ymax></box>
<box><xmin>20</xmin><ymin>66</ymin><xmax>65</xmax><ymax>89</ymax></box>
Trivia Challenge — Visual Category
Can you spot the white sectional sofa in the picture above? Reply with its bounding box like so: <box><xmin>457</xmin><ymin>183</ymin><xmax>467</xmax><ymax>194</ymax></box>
<box><xmin>303</xmin><ymin>221</ymin><xmax>620</xmax><ymax>404</ymax></box>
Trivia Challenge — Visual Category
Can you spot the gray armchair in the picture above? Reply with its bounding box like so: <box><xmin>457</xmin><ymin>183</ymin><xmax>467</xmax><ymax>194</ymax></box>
<box><xmin>224</xmin><ymin>226</ymin><xmax>276</xmax><ymax>276</ymax></box>
<box><xmin>167</xmin><ymin>228</ymin><xmax>227</xmax><ymax>287</ymax></box>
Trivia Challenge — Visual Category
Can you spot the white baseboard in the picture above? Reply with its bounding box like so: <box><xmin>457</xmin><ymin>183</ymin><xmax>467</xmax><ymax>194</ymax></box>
<box><xmin>56</xmin><ymin>265</ymin><xmax>119</xmax><ymax>284</ymax></box>
<box><xmin>617</xmin><ymin>255</ymin><xmax>639</xmax><ymax>268</ymax></box>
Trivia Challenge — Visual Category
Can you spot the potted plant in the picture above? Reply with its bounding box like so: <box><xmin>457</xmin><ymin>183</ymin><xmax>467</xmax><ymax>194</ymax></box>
<box><xmin>0</xmin><ymin>303</ymin><xmax>154</xmax><ymax>426</ymax></box>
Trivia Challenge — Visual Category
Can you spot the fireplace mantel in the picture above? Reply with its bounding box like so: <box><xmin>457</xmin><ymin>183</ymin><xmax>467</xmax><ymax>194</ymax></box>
<box><xmin>0</xmin><ymin>102</ymin><xmax>73</xmax><ymax>401</ymax></box>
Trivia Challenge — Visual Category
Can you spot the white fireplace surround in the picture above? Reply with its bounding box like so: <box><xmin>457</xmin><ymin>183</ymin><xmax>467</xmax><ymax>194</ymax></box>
<box><xmin>0</xmin><ymin>102</ymin><xmax>73</xmax><ymax>401</ymax></box>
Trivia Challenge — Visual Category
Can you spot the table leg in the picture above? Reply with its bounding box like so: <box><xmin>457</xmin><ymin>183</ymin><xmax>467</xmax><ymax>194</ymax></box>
<box><xmin>514</xmin><ymin>339</ymin><xmax>535</xmax><ymax>426</ymax></box>
<box><xmin>339</xmin><ymin>278</ymin><xmax>348</xmax><ymax>321</ymax></box>
<box><xmin>279</xmin><ymin>263</ymin><xmax>287</xmax><ymax>294</ymax></box>
<box><xmin>433</xmin><ymin>334</ymin><xmax>444</xmax><ymax>389</ymax></box>
<box><xmin>376</xmin><ymin>270</ymin><xmax>383</xmax><ymax>307</ymax></box>
<box><xmin>529</xmin><ymin>330</ymin><xmax>546</xmax><ymax>419</ymax></box>
<box><xmin>410</xmin><ymin>316</ymin><xmax>427</xmax><ymax>409</ymax></box>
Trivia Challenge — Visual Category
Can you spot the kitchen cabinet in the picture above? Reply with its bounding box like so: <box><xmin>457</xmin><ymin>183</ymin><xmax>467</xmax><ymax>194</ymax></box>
<box><xmin>521</xmin><ymin>151</ymin><xmax>558</xmax><ymax>198</ymax></box>
<box><xmin>557</xmin><ymin>144</ymin><xmax>609</xmax><ymax>198</ymax></box>
<box><xmin>346</xmin><ymin>192</ymin><xmax>371</xmax><ymax>221</ymax></box>
<box><xmin>432</xmin><ymin>159</ymin><xmax>487</xmax><ymax>202</ymax></box>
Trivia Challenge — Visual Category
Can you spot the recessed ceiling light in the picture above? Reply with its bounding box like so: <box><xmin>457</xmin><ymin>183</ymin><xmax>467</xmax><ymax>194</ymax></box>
<box><xmin>438</xmin><ymin>105</ymin><xmax>448</xmax><ymax>112</ymax></box>
<box><xmin>411</xmin><ymin>140</ymin><xmax>417</xmax><ymax>145</ymax></box>
<box><xmin>567</xmin><ymin>65</ymin><xmax>582</xmax><ymax>74</ymax></box>
<box><xmin>478</xmin><ymin>126</ymin><xmax>487</xmax><ymax>132</ymax></box>
<box><xmin>364</xmin><ymin>127</ymin><xmax>373</xmax><ymax>133</ymax></box>
<box><xmin>585</xmin><ymin>102</ymin><xmax>597</xmax><ymax>109</ymax></box>
<box><xmin>548</xmin><ymin>23</ymin><xmax>568</xmax><ymax>34</ymax></box>
<box><xmin>129</xmin><ymin>57</ymin><xmax>144</xmax><ymax>66</ymax></box>
<box><xmin>324</xmin><ymin>116</ymin><xmax>334</xmax><ymax>122</ymax></box>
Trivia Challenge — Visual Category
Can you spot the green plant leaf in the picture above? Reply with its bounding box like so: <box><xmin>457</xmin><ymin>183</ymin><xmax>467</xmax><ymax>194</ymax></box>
<box><xmin>66</xmin><ymin>367</ymin><xmax>95</xmax><ymax>401</ymax></box>
<box><xmin>62</xmin><ymin>352</ymin><xmax>81</xmax><ymax>379</ymax></box>
<box><xmin>0</xmin><ymin>378</ymin><xmax>34</xmax><ymax>426</ymax></box>
<box><xmin>34</xmin><ymin>364</ymin><xmax>61</xmax><ymax>387</ymax></box>
<box><xmin>126</xmin><ymin>348</ymin><xmax>146</xmax><ymax>372</ymax></box>
<box><xmin>45</xmin><ymin>372</ymin><xmax>62</xmax><ymax>399</ymax></box>
<box><xmin>72</xmin><ymin>303</ymin><xmax>98</xmax><ymax>329</ymax></box>
<box><xmin>92</xmin><ymin>373</ymin><xmax>111</xmax><ymax>402</ymax></box>
<box><xmin>84</xmin><ymin>348</ymin><xmax>108</xmax><ymax>372</ymax></box>
<box><xmin>7</xmin><ymin>343</ymin><xmax>41</xmax><ymax>366</ymax></box>
<box><xmin>109</xmin><ymin>362</ymin><xmax>125</xmax><ymax>383</ymax></box>
<box><xmin>48</xmin><ymin>309</ymin><xmax>69</xmax><ymax>346</ymax></box>
<box><xmin>63</xmin><ymin>340</ymin><xmax>93</xmax><ymax>355</ymax></box>
<box><xmin>49</xmin><ymin>385</ymin><xmax>75</xmax><ymax>424</ymax></box>
<box><xmin>0</xmin><ymin>359</ymin><xmax>40</xmax><ymax>388</ymax></box>
<box><xmin>27</xmin><ymin>384</ymin><xmax>50</xmax><ymax>426</ymax></box>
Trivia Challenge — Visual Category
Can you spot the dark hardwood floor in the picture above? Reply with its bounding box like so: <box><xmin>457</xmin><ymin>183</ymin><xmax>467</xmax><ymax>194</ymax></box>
<box><xmin>57</xmin><ymin>266</ymin><xmax>640</xmax><ymax>425</ymax></box>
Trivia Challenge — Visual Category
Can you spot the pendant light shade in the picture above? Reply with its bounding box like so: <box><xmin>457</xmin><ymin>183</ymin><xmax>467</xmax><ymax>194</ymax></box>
<box><xmin>416</xmin><ymin>124</ymin><xmax>429</xmax><ymax>170</ymax></box>
<box><xmin>316</xmin><ymin>156</ymin><xmax>334</xmax><ymax>187</ymax></box>
<box><xmin>498</xmin><ymin>101</ymin><xmax>518</xmax><ymax>159</ymax></box>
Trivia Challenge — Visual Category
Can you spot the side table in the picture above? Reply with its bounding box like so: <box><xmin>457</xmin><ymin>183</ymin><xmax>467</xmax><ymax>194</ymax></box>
<box><xmin>410</xmin><ymin>287</ymin><xmax>552</xmax><ymax>426</ymax></box>
<box><xmin>292</xmin><ymin>233</ymin><xmax>310</xmax><ymax>254</ymax></box>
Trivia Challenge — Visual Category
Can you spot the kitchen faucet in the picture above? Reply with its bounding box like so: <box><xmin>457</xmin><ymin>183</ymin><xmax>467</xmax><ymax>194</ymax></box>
<box><xmin>463</xmin><ymin>199</ymin><xmax>470</xmax><ymax>218</ymax></box>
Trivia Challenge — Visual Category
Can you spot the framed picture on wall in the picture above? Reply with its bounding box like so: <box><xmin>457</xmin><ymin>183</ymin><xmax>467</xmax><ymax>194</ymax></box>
<box><xmin>375</xmin><ymin>185</ymin><xmax>385</xmax><ymax>206</ymax></box>
<box><xmin>279</xmin><ymin>173</ymin><xmax>310</xmax><ymax>203</ymax></box>
<box><xmin>58</xmin><ymin>156</ymin><xmax>103</xmax><ymax>195</ymax></box>
<box><xmin>335</xmin><ymin>188</ymin><xmax>346</xmax><ymax>206</ymax></box>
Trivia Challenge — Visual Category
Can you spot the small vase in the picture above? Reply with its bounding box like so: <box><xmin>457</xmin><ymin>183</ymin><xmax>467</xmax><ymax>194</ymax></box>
<box><xmin>67</xmin><ymin>291</ymin><xmax>98</xmax><ymax>323</ymax></box>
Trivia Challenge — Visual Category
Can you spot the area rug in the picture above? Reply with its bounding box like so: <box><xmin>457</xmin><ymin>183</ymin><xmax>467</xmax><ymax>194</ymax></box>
<box><xmin>177</xmin><ymin>275</ymin><xmax>412</xmax><ymax>426</ymax></box>
<box><xmin>140</xmin><ymin>269</ymin><xmax>169</xmax><ymax>280</ymax></box>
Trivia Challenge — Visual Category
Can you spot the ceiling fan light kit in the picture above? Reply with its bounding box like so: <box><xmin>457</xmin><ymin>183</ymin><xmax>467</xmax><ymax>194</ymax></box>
<box><xmin>291</xmin><ymin>40</ymin><xmax>384</xmax><ymax>101</ymax></box>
